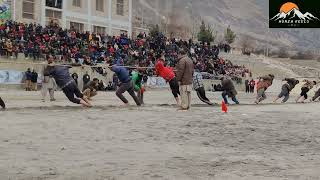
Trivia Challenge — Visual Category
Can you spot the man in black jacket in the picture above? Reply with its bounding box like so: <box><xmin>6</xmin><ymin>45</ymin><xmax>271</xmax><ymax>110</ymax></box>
<box><xmin>0</xmin><ymin>97</ymin><xmax>5</xmax><ymax>109</ymax></box>
<box><xmin>25</xmin><ymin>68</ymin><xmax>32</xmax><ymax>91</ymax></box>
<box><xmin>71</xmin><ymin>72</ymin><xmax>79</xmax><ymax>86</ymax></box>
<box><xmin>221</xmin><ymin>77</ymin><xmax>239</xmax><ymax>105</ymax></box>
<box><xmin>83</xmin><ymin>72</ymin><xmax>90</xmax><ymax>87</ymax></box>
<box><xmin>31</xmin><ymin>70</ymin><xmax>38</xmax><ymax>91</ymax></box>
<box><xmin>273</xmin><ymin>78</ymin><xmax>299</xmax><ymax>103</ymax></box>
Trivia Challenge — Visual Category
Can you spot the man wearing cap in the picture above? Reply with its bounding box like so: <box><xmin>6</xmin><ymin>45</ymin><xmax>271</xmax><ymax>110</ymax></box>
<box><xmin>176</xmin><ymin>47</ymin><xmax>194</xmax><ymax>110</ymax></box>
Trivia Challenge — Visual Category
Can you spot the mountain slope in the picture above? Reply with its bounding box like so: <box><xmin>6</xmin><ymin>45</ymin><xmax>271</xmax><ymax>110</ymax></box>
<box><xmin>133</xmin><ymin>0</ymin><xmax>320</xmax><ymax>51</ymax></box>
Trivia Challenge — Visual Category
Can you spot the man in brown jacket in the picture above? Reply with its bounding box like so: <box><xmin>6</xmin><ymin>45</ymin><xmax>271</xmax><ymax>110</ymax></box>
<box><xmin>255</xmin><ymin>74</ymin><xmax>274</xmax><ymax>104</ymax></box>
<box><xmin>176</xmin><ymin>48</ymin><xmax>194</xmax><ymax>110</ymax></box>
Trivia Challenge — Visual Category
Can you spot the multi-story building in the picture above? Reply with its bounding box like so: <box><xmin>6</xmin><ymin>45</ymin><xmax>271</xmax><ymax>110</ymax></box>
<box><xmin>11</xmin><ymin>0</ymin><xmax>132</xmax><ymax>36</ymax></box>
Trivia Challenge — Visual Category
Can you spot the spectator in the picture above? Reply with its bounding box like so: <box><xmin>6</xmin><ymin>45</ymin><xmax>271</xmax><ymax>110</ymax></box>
<box><xmin>42</xmin><ymin>62</ymin><xmax>56</xmax><ymax>102</ymax></box>
<box><xmin>25</xmin><ymin>68</ymin><xmax>32</xmax><ymax>91</ymax></box>
<box><xmin>31</xmin><ymin>69</ymin><xmax>38</xmax><ymax>91</ymax></box>
<box><xmin>245</xmin><ymin>79</ymin><xmax>250</xmax><ymax>93</ymax></box>
<box><xmin>71</xmin><ymin>72</ymin><xmax>79</xmax><ymax>86</ymax></box>
<box><xmin>0</xmin><ymin>20</ymin><xmax>251</xmax><ymax>83</ymax></box>
<box><xmin>98</xmin><ymin>80</ymin><xmax>105</xmax><ymax>91</ymax></box>
<box><xmin>176</xmin><ymin>47</ymin><xmax>194</xmax><ymax>110</ymax></box>
<box><xmin>82</xmin><ymin>78</ymin><xmax>99</xmax><ymax>100</ymax></box>
<box><xmin>82</xmin><ymin>71</ymin><xmax>90</xmax><ymax>87</ymax></box>
<box><xmin>112</xmin><ymin>73</ymin><xmax>119</xmax><ymax>90</ymax></box>
<box><xmin>249</xmin><ymin>79</ymin><xmax>255</xmax><ymax>93</ymax></box>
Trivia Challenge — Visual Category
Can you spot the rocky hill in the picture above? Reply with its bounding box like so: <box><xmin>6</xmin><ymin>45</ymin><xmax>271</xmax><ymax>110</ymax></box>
<box><xmin>133</xmin><ymin>0</ymin><xmax>320</xmax><ymax>52</ymax></box>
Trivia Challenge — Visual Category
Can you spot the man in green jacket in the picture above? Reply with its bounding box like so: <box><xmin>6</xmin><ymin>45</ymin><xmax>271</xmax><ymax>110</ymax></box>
<box><xmin>131</xmin><ymin>69</ymin><xmax>144</xmax><ymax>104</ymax></box>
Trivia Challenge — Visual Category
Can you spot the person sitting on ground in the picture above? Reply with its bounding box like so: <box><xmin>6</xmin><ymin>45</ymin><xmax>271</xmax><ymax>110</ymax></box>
<box><xmin>220</xmin><ymin>77</ymin><xmax>239</xmax><ymax>105</ymax></box>
<box><xmin>98</xmin><ymin>80</ymin><xmax>105</xmax><ymax>91</ymax></box>
<box><xmin>255</xmin><ymin>74</ymin><xmax>274</xmax><ymax>104</ymax></box>
<box><xmin>193</xmin><ymin>69</ymin><xmax>214</xmax><ymax>105</ymax></box>
<box><xmin>296</xmin><ymin>80</ymin><xmax>317</xmax><ymax>103</ymax></box>
<box><xmin>273</xmin><ymin>78</ymin><xmax>299</xmax><ymax>103</ymax></box>
<box><xmin>82</xmin><ymin>78</ymin><xmax>99</xmax><ymax>100</ymax></box>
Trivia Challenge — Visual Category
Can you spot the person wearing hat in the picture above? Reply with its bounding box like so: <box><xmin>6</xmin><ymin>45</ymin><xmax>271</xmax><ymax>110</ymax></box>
<box><xmin>176</xmin><ymin>47</ymin><xmax>194</xmax><ymax>110</ymax></box>
<box><xmin>41</xmin><ymin>55</ymin><xmax>56</xmax><ymax>102</ymax></box>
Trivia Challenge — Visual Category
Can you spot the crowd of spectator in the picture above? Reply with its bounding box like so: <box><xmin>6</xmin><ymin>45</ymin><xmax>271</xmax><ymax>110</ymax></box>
<box><xmin>1</xmin><ymin>20</ymin><xmax>250</xmax><ymax>80</ymax></box>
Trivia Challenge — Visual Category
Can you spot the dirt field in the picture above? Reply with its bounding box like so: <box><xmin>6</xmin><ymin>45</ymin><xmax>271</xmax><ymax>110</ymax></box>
<box><xmin>0</xmin><ymin>89</ymin><xmax>320</xmax><ymax>180</ymax></box>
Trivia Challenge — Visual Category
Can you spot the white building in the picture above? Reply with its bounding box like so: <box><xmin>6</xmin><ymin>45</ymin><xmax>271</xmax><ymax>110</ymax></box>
<box><xmin>12</xmin><ymin>0</ymin><xmax>132</xmax><ymax>36</ymax></box>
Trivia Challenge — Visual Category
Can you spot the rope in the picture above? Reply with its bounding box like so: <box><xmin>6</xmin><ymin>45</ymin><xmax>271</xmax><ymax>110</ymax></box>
<box><xmin>0</xmin><ymin>60</ymin><xmax>155</xmax><ymax>69</ymax></box>
<box><xmin>0</xmin><ymin>60</ymin><xmax>318</xmax><ymax>79</ymax></box>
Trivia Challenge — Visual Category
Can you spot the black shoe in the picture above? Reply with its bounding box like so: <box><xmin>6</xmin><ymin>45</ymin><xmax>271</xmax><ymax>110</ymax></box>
<box><xmin>0</xmin><ymin>97</ymin><xmax>6</xmax><ymax>109</ymax></box>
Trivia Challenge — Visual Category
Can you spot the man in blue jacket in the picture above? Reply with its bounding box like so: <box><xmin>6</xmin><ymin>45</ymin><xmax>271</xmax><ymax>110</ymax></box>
<box><xmin>111</xmin><ymin>65</ymin><xmax>141</xmax><ymax>106</ymax></box>
<box><xmin>25</xmin><ymin>68</ymin><xmax>32</xmax><ymax>91</ymax></box>
<box><xmin>45</xmin><ymin>62</ymin><xmax>92</xmax><ymax>107</ymax></box>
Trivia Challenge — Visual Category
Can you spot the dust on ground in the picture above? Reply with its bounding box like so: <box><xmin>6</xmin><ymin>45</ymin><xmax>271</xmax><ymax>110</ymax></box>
<box><xmin>0</xmin><ymin>90</ymin><xmax>320</xmax><ymax>180</ymax></box>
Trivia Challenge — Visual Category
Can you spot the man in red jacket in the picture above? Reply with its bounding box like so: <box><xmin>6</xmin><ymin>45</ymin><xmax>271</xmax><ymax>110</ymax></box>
<box><xmin>155</xmin><ymin>60</ymin><xmax>180</xmax><ymax>105</ymax></box>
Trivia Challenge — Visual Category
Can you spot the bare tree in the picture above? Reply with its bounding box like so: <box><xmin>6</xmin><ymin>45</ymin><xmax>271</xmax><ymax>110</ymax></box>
<box><xmin>240</xmin><ymin>35</ymin><xmax>255</xmax><ymax>54</ymax></box>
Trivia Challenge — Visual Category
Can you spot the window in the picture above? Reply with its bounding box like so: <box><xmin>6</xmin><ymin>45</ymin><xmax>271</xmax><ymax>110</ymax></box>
<box><xmin>70</xmin><ymin>22</ymin><xmax>84</xmax><ymax>32</ymax></box>
<box><xmin>96</xmin><ymin>0</ymin><xmax>104</xmax><ymax>12</ymax></box>
<box><xmin>46</xmin><ymin>0</ymin><xmax>62</xmax><ymax>9</ymax></box>
<box><xmin>93</xmin><ymin>26</ymin><xmax>106</xmax><ymax>34</ymax></box>
<box><xmin>116</xmin><ymin>0</ymin><xmax>124</xmax><ymax>16</ymax></box>
<box><xmin>72</xmin><ymin>0</ymin><xmax>81</xmax><ymax>7</ymax></box>
<box><xmin>22</xmin><ymin>0</ymin><xmax>35</xmax><ymax>19</ymax></box>
<box><xmin>46</xmin><ymin>9</ymin><xmax>62</xmax><ymax>19</ymax></box>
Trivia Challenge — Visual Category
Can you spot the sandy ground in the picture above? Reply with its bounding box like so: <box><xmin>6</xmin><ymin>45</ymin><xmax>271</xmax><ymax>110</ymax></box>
<box><xmin>0</xmin><ymin>89</ymin><xmax>320</xmax><ymax>180</ymax></box>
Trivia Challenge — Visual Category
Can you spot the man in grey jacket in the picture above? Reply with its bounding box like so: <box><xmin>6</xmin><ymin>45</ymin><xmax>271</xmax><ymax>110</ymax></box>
<box><xmin>176</xmin><ymin>47</ymin><xmax>194</xmax><ymax>110</ymax></box>
<box><xmin>44</xmin><ymin>58</ymin><xmax>92</xmax><ymax>107</ymax></box>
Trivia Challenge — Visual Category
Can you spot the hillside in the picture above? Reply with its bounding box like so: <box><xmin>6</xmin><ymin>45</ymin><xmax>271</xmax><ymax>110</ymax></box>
<box><xmin>133</xmin><ymin>0</ymin><xmax>320</xmax><ymax>52</ymax></box>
